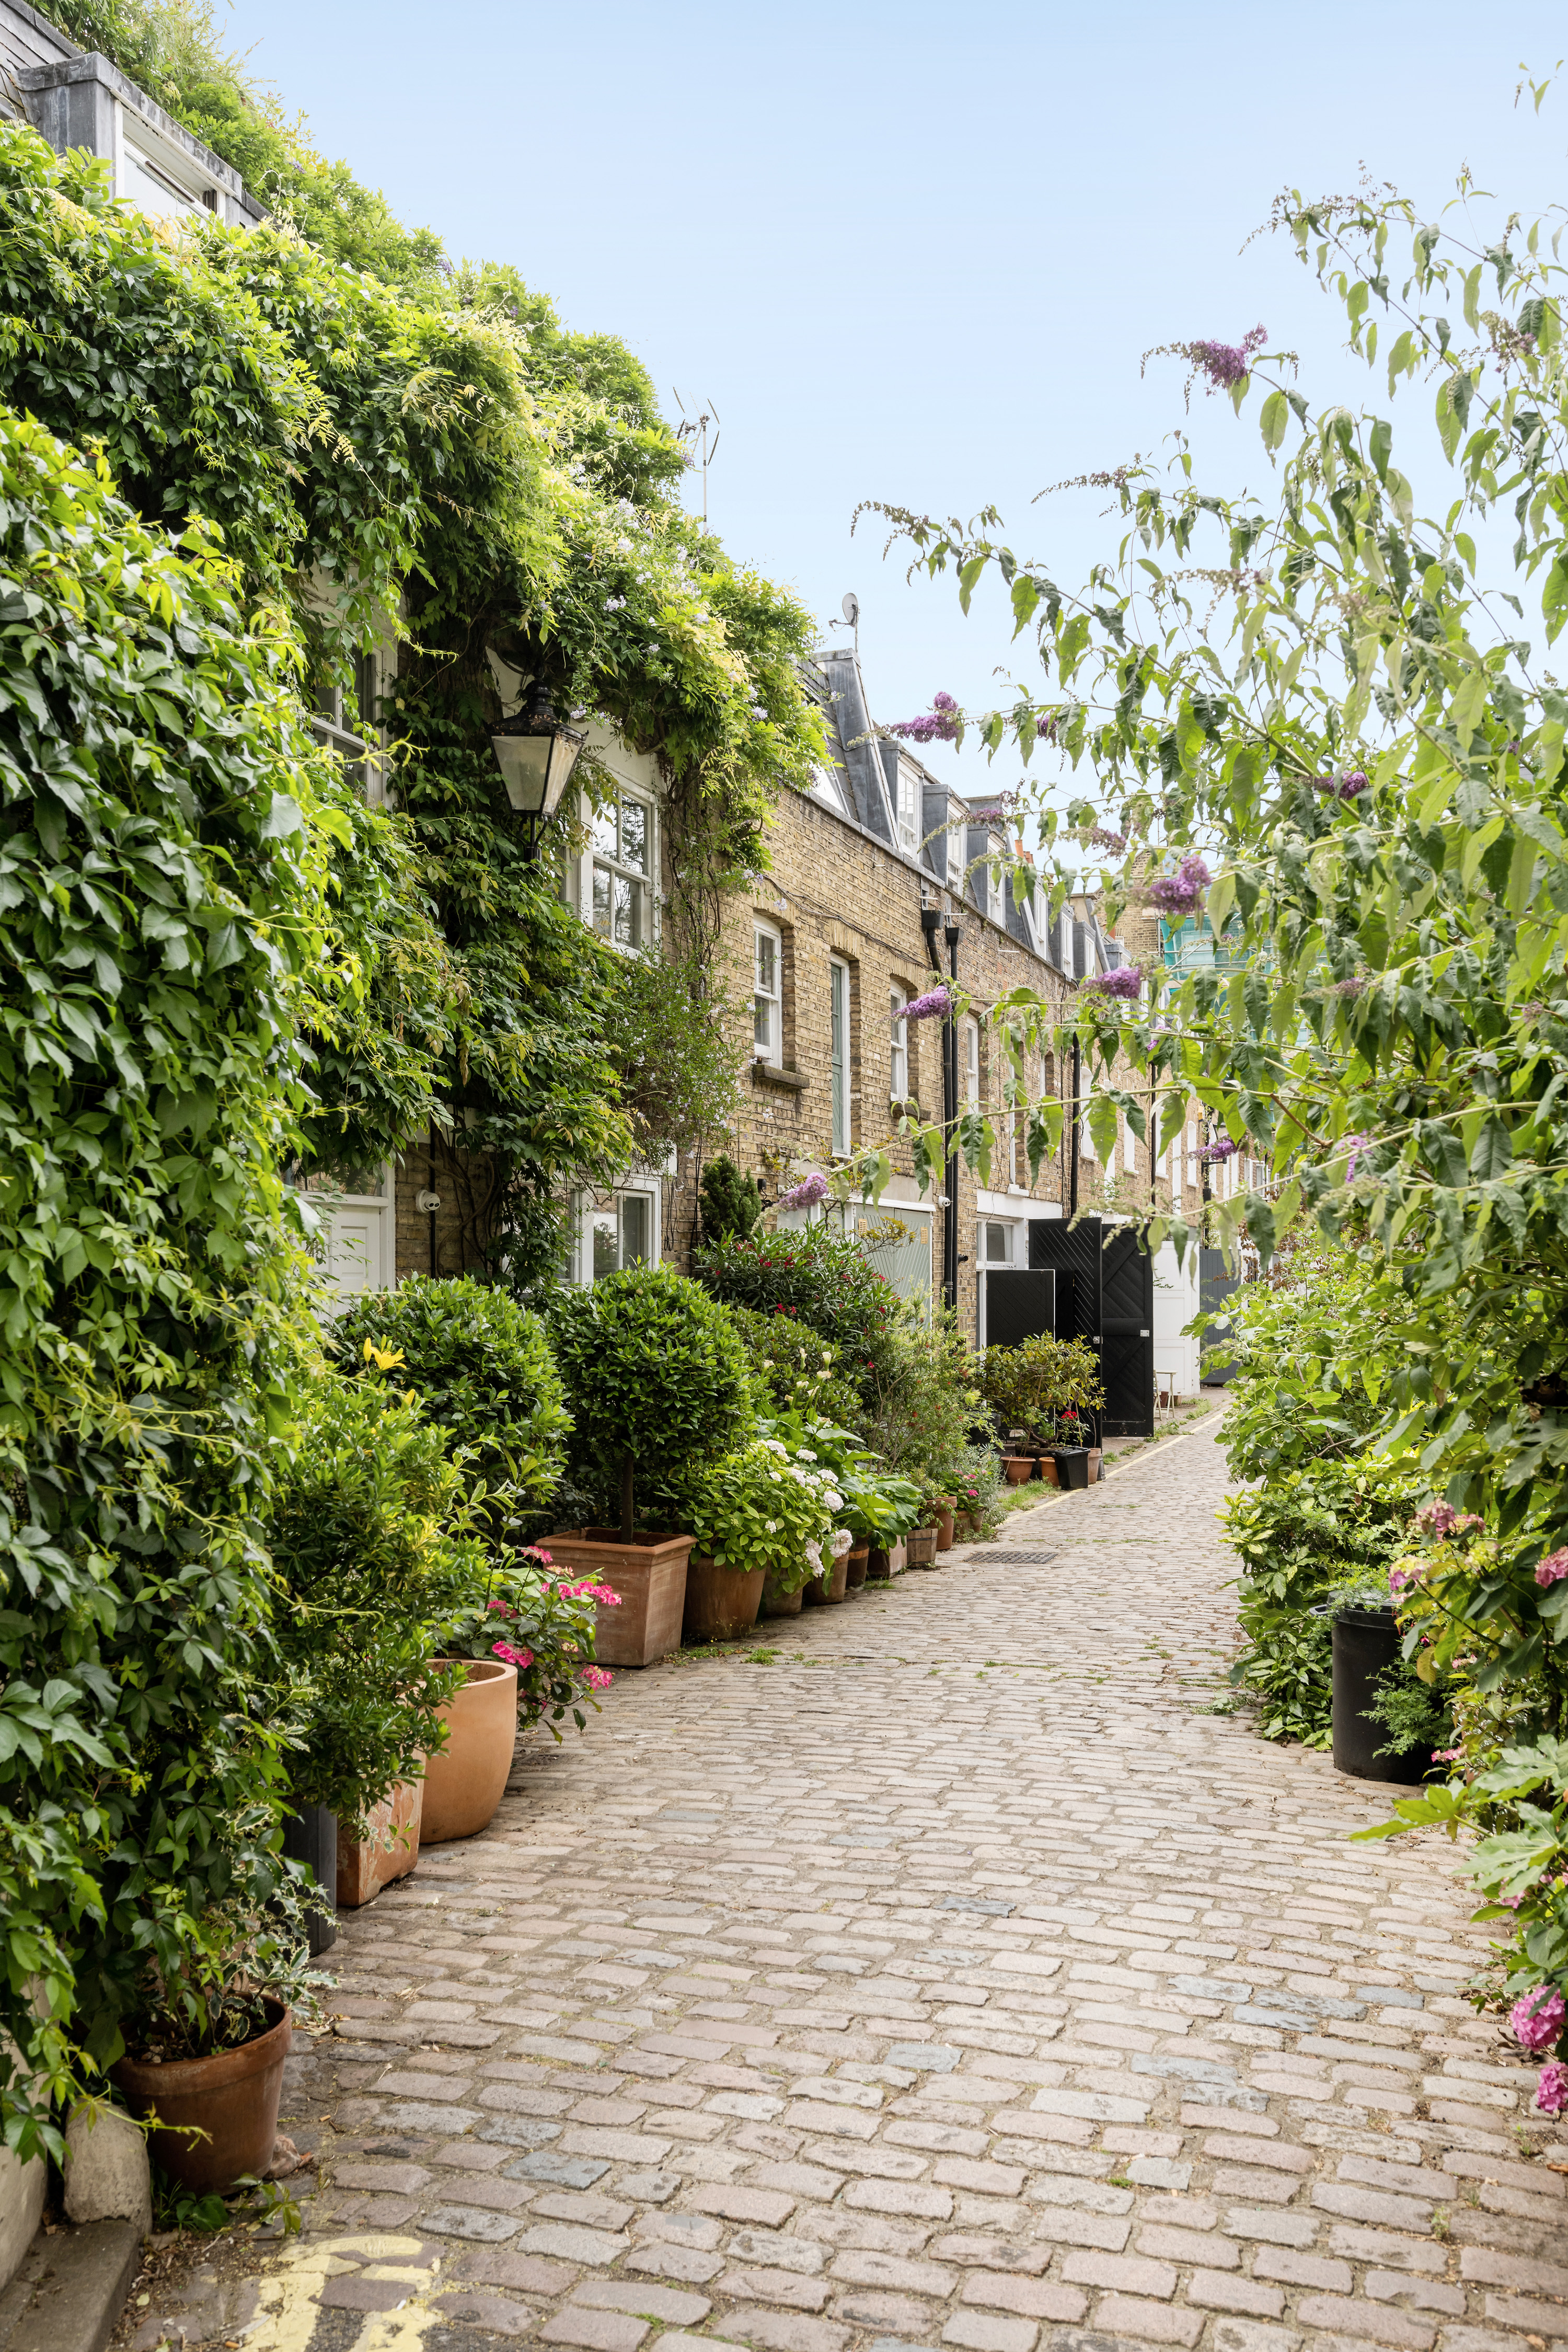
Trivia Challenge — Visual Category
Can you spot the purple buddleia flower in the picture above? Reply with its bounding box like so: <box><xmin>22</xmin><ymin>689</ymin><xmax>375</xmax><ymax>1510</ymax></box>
<box><xmin>1198</xmin><ymin>1138</ymin><xmax>1237</xmax><ymax>1163</ymax></box>
<box><xmin>1313</xmin><ymin>769</ymin><xmax>1371</xmax><ymax>800</ymax></box>
<box><xmin>780</xmin><ymin>1172</ymin><xmax>829</xmax><ymax>1210</ymax></box>
<box><xmin>1331</xmin><ymin>976</ymin><xmax>1366</xmax><ymax>998</ymax></box>
<box><xmin>1088</xmin><ymin>825</ymin><xmax>1128</xmax><ymax>852</ymax></box>
<box><xmin>1185</xmin><ymin>325</ymin><xmax>1267</xmax><ymax>391</ymax></box>
<box><xmin>903</xmin><ymin>987</ymin><xmax>951</xmax><ymax>1022</ymax></box>
<box><xmin>888</xmin><ymin>689</ymin><xmax>961</xmax><ymax>744</ymax></box>
<box><xmin>1147</xmin><ymin>853</ymin><xmax>1213</xmax><ymax>919</ymax></box>
<box><xmin>1343</xmin><ymin>1129</ymin><xmax>1376</xmax><ymax>1179</ymax></box>
<box><xmin>1083</xmin><ymin>965</ymin><xmax>1143</xmax><ymax>1001</ymax></box>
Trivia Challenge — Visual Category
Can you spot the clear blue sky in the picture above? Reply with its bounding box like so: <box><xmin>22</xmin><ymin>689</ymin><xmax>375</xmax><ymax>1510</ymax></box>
<box><xmin>230</xmin><ymin>0</ymin><xmax>1568</xmax><ymax>798</ymax></box>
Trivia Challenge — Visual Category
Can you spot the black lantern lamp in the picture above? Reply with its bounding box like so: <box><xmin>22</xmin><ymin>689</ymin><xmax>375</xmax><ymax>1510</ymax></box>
<box><xmin>490</xmin><ymin>686</ymin><xmax>586</xmax><ymax>859</ymax></box>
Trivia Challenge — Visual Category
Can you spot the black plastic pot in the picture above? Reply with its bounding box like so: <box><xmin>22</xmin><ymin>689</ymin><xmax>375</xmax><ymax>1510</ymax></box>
<box><xmin>281</xmin><ymin>1802</ymin><xmax>339</xmax><ymax>1955</ymax></box>
<box><xmin>1330</xmin><ymin>1604</ymin><xmax>1428</xmax><ymax>1784</ymax></box>
<box><xmin>1052</xmin><ymin>1447</ymin><xmax>1090</xmax><ymax>1492</ymax></box>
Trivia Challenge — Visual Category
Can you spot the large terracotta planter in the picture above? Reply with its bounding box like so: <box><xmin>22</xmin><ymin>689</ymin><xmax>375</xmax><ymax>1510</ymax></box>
<box><xmin>420</xmin><ymin>1658</ymin><xmax>517</xmax><ymax>1844</ymax></box>
<box><xmin>113</xmin><ymin>2000</ymin><xmax>291</xmax><ymax>2196</ymax></box>
<box><xmin>545</xmin><ymin>1529</ymin><xmax>692</xmax><ymax>1666</ymax></box>
<box><xmin>1038</xmin><ymin>1456</ymin><xmax>1060</xmax><ymax>1488</ymax></box>
<box><xmin>801</xmin><ymin>1551</ymin><xmax>850</xmax><ymax>1607</ymax></box>
<box><xmin>1003</xmin><ymin>1456</ymin><xmax>1034</xmax><ymax>1484</ymax></box>
<box><xmin>1087</xmin><ymin>1448</ymin><xmax>1103</xmax><ymax>1484</ymax></box>
<box><xmin>845</xmin><ymin>1542</ymin><xmax>869</xmax><ymax>1588</ymax></box>
<box><xmin>683</xmin><ymin>1557</ymin><xmax>765</xmax><ymax>1642</ymax></box>
<box><xmin>759</xmin><ymin>1566</ymin><xmax>804</xmax><ymax>1617</ymax></box>
<box><xmin>338</xmin><ymin>1778</ymin><xmax>422</xmax><ymax>1909</ymax></box>
<box><xmin>935</xmin><ymin>1497</ymin><xmax>957</xmax><ymax>1551</ymax></box>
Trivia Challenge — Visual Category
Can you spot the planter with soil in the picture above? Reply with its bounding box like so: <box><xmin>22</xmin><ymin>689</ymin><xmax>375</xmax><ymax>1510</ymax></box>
<box><xmin>545</xmin><ymin>1529</ymin><xmax>693</xmax><ymax>1666</ymax></box>
<box><xmin>338</xmin><ymin>1779</ymin><xmax>423</xmax><ymax>1910</ymax></box>
<box><xmin>1051</xmin><ymin>1447</ymin><xmax>1090</xmax><ymax>1491</ymax></box>
<box><xmin>845</xmin><ymin>1542</ymin><xmax>869</xmax><ymax>1587</ymax></box>
<box><xmin>113</xmin><ymin>1999</ymin><xmax>291</xmax><ymax>2196</ymax></box>
<box><xmin>1002</xmin><ymin>1456</ymin><xmax>1035</xmax><ymax>1485</ymax></box>
<box><xmin>1087</xmin><ymin>1448</ymin><xmax>1103</xmax><ymax>1484</ymax></box>
<box><xmin>683</xmin><ymin>1557</ymin><xmax>766</xmax><ymax>1642</ymax></box>
<box><xmin>1329</xmin><ymin>1601</ymin><xmax>1429</xmax><ymax>1784</ymax></box>
<box><xmin>759</xmin><ymin>1566</ymin><xmax>805</xmax><ymax>1617</ymax></box>
<box><xmin>906</xmin><ymin>1527</ymin><xmax>940</xmax><ymax>1569</ymax></box>
<box><xmin>419</xmin><ymin>1657</ymin><xmax>518</xmax><ymax>1844</ymax></box>
<box><xmin>934</xmin><ymin>1497</ymin><xmax>957</xmax><ymax>1551</ymax></box>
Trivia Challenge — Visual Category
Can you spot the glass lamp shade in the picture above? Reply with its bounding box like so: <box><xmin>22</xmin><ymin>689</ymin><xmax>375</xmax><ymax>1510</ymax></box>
<box><xmin>490</xmin><ymin>702</ymin><xmax>586</xmax><ymax>818</ymax></box>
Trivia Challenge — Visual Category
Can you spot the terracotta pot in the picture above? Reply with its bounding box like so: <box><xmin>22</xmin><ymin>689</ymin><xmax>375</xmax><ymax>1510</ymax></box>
<box><xmin>759</xmin><ymin>1566</ymin><xmax>804</xmax><ymax>1617</ymax></box>
<box><xmin>935</xmin><ymin>1497</ymin><xmax>957</xmax><ymax>1551</ymax></box>
<box><xmin>420</xmin><ymin>1658</ymin><xmax>518</xmax><ymax>1845</ymax></box>
<box><xmin>906</xmin><ymin>1527</ymin><xmax>939</xmax><ymax>1568</ymax></box>
<box><xmin>683</xmin><ymin>1557</ymin><xmax>765</xmax><ymax>1642</ymax></box>
<box><xmin>338</xmin><ymin>1778</ymin><xmax>422</xmax><ymax>1909</ymax></box>
<box><xmin>801</xmin><ymin>1550</ymin><xmax>850</xmax><ymax>1607</ymax></box>
<box><xmin>845</xmin><ymin>1543</ymin><xmax>869</xmax><ymax>1588</ymax></box>
<box><xmin>953</xmin><ymin>1512</ymin><xmax>979</xmax><ymax>1540</ymax></box>
<box><xmin>544</xmin><ymin>1529</ymin><xmax>692</xmax><ymax>1666</ymax></box>
<box><xmin>113</xmin><ymin>1999</ymin><xmax>291</xmax><ymax>2196</ymax></box>
<box><xmin>1003</xmin><ymin>1456</ymin><xmax>1034</xmax><ymax>1484</ymax></box>
<box><xmin>1087</xmin><ymin>1448</ymin><xmax>1103</xmax><ymax>1484</ymax></box>
<box><xmin>1037</xmin><ymin>1457</ymin><xmax>1060</xmax><ymax>1488</ymax></box>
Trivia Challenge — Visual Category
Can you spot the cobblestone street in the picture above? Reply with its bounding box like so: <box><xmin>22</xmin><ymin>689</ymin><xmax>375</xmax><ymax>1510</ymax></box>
<box><xmin>131</xmin><ymin>1415</ymin><xmax>1564</xmax><ymax>2352</ymax></box>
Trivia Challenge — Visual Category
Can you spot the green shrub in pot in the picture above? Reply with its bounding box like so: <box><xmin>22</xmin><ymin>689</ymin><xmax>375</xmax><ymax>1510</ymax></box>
<box><xmin>265</xmin><ymin>1371</ymin><xmax>483</xmax><ymax>1837</ymax></box>
<box><xmin>336</xmin><ymin>1274</ymin><xmax>570</xmax><ymax>1534</ymax></box>
<box><xmin>546</xmin><ymin>1265</ymin><xmax>754</xmax><ymax>1540</ymax></box>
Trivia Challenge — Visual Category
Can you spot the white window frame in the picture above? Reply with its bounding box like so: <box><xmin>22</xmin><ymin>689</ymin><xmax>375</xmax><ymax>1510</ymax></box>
<box><xmin>309</xmin><ymin>645</ymin><xmax>387</xmax><ymax>805</ymax></box>
<box><xmin>586</xmin><ymin>787</ymin><xmax>656</xmax><ymax>952</ymax></box>
<box><xmin>896</xmin><ymin>765</ymin><xmax>920</xmax><ymax>856</ymax></box>
<box><xmin>578</xmin><ymin>1183</ymin><xmax>661</xmax><ymax>1285</ymax></box>
<box><xmin>980</xmin><ymin>1217</ymin><xmax>1019</xmax><ymax>1266</ymax></box>
<box><xmin>889</xmin><ymin>983</ymin><xmax>910</xmax><ymax>1105</ymax></box>
<box><xmin>830</xmin><ymin>958</ymin><xmax>850</xmax><ymax>1157</ymax></box>
<box><xmin>963</xmin><ymin>1017</ymin><xmax>980</xmax><ymax>1111</ymax></box>
<box><xmin>753</xmin><ymin>920</ymin><xmax>782</xmax><ymax>1066</ymax></box>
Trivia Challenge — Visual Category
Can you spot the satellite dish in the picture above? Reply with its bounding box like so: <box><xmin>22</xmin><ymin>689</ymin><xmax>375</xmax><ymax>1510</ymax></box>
<box><xmin>841</xmin><ymin>591</ymin><xmax>860</xmax><ymax>627</ymax></box>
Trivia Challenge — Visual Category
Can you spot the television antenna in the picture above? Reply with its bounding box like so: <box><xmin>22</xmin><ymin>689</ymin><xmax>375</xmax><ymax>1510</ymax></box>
<box><xmin>673</xmin><ymin>389</ymin><xmax>721</xmax><ymax>525</ymax></box>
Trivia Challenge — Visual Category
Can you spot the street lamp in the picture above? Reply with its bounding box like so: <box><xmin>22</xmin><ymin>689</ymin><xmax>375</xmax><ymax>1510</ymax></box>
<box><xmin>490</xmin><ymin>686</ymin><xmax>586</xmax><ymax>859</ymax></box>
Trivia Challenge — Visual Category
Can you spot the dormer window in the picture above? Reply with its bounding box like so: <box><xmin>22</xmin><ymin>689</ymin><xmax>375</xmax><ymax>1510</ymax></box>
<box><xmin>896</xmin><ymin>765</ymin><xmax>920</xmax><ymax>856</ymax></box>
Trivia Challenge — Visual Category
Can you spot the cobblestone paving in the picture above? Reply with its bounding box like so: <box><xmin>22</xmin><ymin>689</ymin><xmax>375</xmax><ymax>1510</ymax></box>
<box><xmin>133</xmin><ymin>1416</ymin><xmax>1565</xmax><ymax>2351</ymax></box>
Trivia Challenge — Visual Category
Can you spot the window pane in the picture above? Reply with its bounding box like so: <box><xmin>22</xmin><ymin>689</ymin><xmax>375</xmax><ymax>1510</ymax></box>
<box><xmin>620</xmin><ymin>1194</ymin><xmax>651</xmax><ymax>1267</ymax></box>
<box><xmin>830</xmin><ymin>963</ymin><xmax>847</xmax><ymax>1156</ymax></box>
<box><xmin>591</xmin><ymin>802</ymin><xmax>618</xmax><ymax>859</ymax></box>
<box><xmin>592</xmin><ymin>863</ymin><xmax>614</xmax><ymax>936</ymax></box>
<box><xmin>612</xmin><ymin>875</ymin><xmax>640</xmax><ymax>947</ymax></box>
<box><xmin>754</xmin><ymin>994</ymin><xmax>773</xmax><ymax>1051</ymax></box>
<box><xmin>755</xmin><ymin>930</ymin><xmax>776</xmax><ymax>994</ymax></box>
<box><xmin>620</xmin><ymin>798</ymin><xmax>648</xmax><ymax>873</ymax></box>
<box><xmin>591</xmin><ymin>1207</ymin><xmax>619</xmax><ymax>1281</ymax></box>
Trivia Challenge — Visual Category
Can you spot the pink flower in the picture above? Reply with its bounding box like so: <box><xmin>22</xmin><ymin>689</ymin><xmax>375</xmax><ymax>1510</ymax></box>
<box><xmin>1535</xmin><ymin>2059</ymin><xmax>1568</xmax><ymax>2115</ymax></box>
<box><xmin>1388</xmin><ymin>1564</ymin><xmax>1421</xmax><ymax>1596</ymax></box>
<box><xmin>491</xmin><ymin>1640</ymin><xmax>535</xmax><ymax>1669</ymax></box>
<box><xmin>1513</xmin><ymin>1988</ymin><xmax>1567</xmax><ymax>2053</ymax></box>
<box><xmin>582</xmin><ymin>1666</ymin><xmax>614</xmax><ymax>1690</ymax></box>
<box><xmin>555</xmin><ymin>1579</ymin><xmax>621</xmax><ymax>1605</ymax></box>
<box><xmin>1536</xmin><ymin>1548</ymin><xmax>1568</xmax><ymax>1587</ymax></box>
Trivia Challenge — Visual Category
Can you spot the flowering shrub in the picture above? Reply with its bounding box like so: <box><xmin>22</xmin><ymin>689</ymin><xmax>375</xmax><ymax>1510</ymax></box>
<box><xmin>1147</xmin><ymin>854</ymin><xmax>1213</xmax><ymax>919</ymax></box>
<box><xmin>779</xmin><ymin>1171</ymin><xmax>829</xmax><ymax>1209</ymax></box>
<box><xmin>903</xmin><ymin>987</ymin><xmax>951</xmax><ymax>1022</ymax></box>
<box><xmin>445</xmin><ymin>1544</ymin><xmax>614</xmax><ymax>1734</ymax></box>
<box><xmin>759</xmin><ymin>1411</ymin><xmax>922</xmax><ymax>1545</ymax></box>
<box><xmin>694</xmin><ymin>1226</ymin><xmax>901</xmax><ymax>1408</ymax></box>
<box><xmin>665</xmin><ymin>1437</ymin><xmax>838</xmax><ymax>1589</ymax></box>
<box><xmin>887</xmin><ymin>688</ymin><xmax>961</xmax><ymax>744</ymax></box>
<box><xmin>1082</xmin><ymin>964</ymin><xmax>1143</xmax><ymax>1001</ymax></box>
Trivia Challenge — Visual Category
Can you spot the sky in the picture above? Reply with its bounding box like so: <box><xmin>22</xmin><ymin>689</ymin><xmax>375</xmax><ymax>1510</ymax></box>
<box><xmin>228</xmin><ymin>0</ymin><xmax>1568</xmax><ymax>802</ymax></box>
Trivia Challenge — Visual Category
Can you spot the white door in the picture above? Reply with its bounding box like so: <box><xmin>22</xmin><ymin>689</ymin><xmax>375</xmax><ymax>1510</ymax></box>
<box><xmin>315</xmin><ymin>1169</ymin><xmax>395</xmax><ymax>1306</ymax></box>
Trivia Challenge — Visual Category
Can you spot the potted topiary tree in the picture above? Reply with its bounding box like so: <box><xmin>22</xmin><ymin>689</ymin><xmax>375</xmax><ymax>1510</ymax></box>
<box><xmin>546</xmin><ymin>1267</ymin><xmax>755</xmax><ymax>1664</ymax></box>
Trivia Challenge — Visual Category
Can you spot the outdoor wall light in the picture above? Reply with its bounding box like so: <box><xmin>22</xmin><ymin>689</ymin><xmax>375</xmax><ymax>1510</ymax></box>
<box><xmin>490</xmin><ymin>687</ymin><xmax>586</xmax><ymax>857</ymax></box>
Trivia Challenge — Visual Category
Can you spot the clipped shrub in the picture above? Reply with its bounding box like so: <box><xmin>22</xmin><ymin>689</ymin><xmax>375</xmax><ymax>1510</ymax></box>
<box><xmin>336</xmin><ymin>1274</ymin><xmax>569</xmax><ymax>1521</ymax></box>
<box><xmin>265</xmin><ymin>1374</ymin><xmax>483</xmax><ymax>1834</ymax></box>
<box><xmin>546</xmin><ymin>1265</ymin><xmax>754</xmax><ymax>1538</ymax></box>
<box><xmin>693</xmin><ymin>1226</ymin><xmax>900</xmax><ymax>1405</ymax></box>
<box><xmin>700</xmin><ymin>1155</ymin><xmax>764</xmax><ymax>1243</ymax></box>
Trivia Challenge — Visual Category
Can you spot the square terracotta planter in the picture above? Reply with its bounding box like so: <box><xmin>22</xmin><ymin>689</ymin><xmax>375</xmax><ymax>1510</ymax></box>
<box><xmin>545</xmin><ymin>1529</ymin><xmax>693</xmax><ymax>1666</ymax></box>
<box><xmin>338</xmin><ymin>1778</ymin><xmax>422</xmax><ymax>1909</ymax></box>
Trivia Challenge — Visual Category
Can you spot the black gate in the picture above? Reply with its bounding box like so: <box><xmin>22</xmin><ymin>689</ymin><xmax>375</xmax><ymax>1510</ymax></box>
<box><xmin>1028</xmin><ymin>1217</ymin><xmax>1155</xmax><ymax>1438</ymax></box>
<box><xmin>1198</xmin><ymin>1245</ymin><xmax>1241</xmax><ymax>1383</ymax></box>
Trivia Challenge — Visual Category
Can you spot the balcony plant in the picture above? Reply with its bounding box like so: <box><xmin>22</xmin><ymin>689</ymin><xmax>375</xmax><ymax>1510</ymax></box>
<box><xmin>545</xmin><ymin>1266</ymin><xmax>755</xmax><ymax>1663</ymax></box>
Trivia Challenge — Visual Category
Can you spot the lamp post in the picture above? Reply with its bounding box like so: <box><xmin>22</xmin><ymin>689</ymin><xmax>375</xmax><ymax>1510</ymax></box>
<box><xmin>489</xmin><ymin>685</ymin><xmax>586</xmax><ymax>860</ymax></box>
